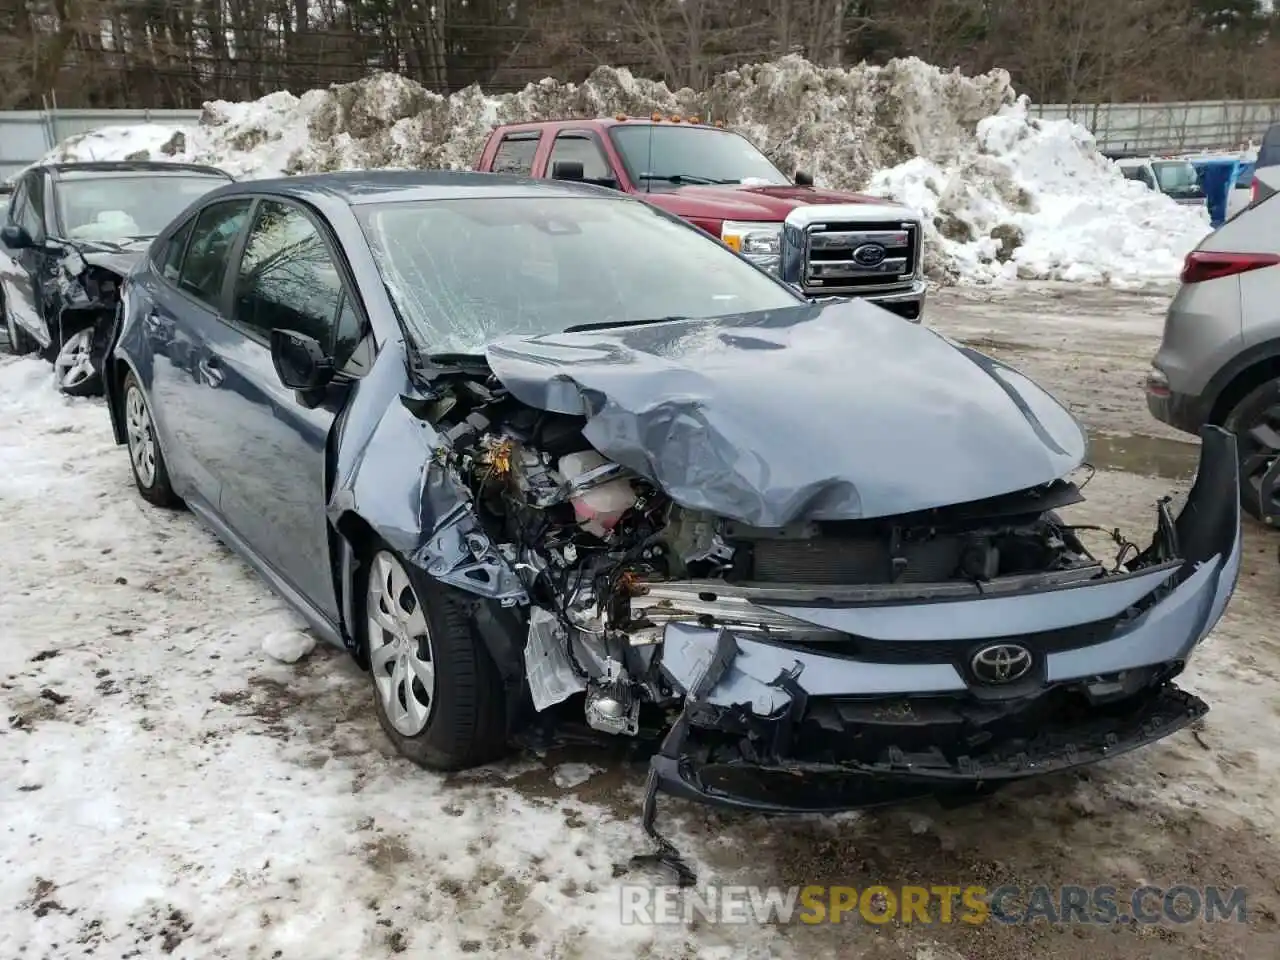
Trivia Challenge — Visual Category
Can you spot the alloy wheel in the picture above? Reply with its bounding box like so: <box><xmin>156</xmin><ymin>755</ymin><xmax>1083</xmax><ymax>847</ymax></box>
<box><xmin>367</xmin><ymin>551</ymin><xmax>436</xmax><ymax>736</ymax></box>
<box><xmin>54</xmin><ymin>328</ymin><xmax>96</xmax><ymax>390</ymax></box>
<box><xmin>125</xmin><ymin>383</ymin><xmax>157</xmax><ymax>488</ymax></box>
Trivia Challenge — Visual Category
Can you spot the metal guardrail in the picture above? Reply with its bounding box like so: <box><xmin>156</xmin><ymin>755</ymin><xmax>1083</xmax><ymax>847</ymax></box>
<box><xmin>1032</xmin><ymin>99</ymin><xmax>1280</xmax><ymax>156</ymax></box>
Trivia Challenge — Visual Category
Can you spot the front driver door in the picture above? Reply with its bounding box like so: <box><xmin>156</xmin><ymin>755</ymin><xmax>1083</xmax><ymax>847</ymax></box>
<box><xmin>1</xmin><ymin>173</ymin><xmax>50</xmax><ymax>348</ymax></box>
<box><xmin>209</xmin><ymin>198</ymin><xmax>361</xmax><ymax>622</ymax></box>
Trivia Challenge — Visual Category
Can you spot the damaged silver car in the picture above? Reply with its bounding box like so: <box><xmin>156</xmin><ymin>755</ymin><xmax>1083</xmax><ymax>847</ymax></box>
<box><xmin>106</xmin><ymin>172</ymin><xmax>1241</xmax><ymax>876</ymax></box>
<box><xmin>1</xmin><ymin>161</ymin><xmax>233</xmax><ymax>394</ymax></box>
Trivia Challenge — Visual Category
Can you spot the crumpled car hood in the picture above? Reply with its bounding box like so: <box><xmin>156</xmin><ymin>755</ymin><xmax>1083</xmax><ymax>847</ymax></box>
<box><xmin>67</xmin><ymin>237</ymin><xmax>149</xmax><ymax>275</ymax></box>
<box><xmin>484</xmin><ymin>299</ymin><xmax>1087</xmax><ymax>525</ymax></box>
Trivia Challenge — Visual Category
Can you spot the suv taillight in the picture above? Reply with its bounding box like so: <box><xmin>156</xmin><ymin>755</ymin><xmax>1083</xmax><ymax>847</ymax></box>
<box><xmin>1181</xmin><ymin>250</ymin><xmax>1280</xmax><ymax>284</ymax></box>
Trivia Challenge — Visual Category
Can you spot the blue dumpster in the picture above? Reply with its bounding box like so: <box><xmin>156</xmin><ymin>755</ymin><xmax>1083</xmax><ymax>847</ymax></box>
<box><xmin>1190</xmin><ymin>157</ymin><xmax>1239</xmax><ymax>227</ymax></box>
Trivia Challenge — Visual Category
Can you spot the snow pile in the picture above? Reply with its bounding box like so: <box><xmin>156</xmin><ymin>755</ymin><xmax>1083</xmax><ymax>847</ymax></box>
<box><xmin>868</xmin><ymin>101</ymin><xmax>1210</xmax><ymax>283</ymax></box>
<box><xmin>45</xmin><ymin>56</ymin><xmax>1209</xmax><ymax>283</ymax></box>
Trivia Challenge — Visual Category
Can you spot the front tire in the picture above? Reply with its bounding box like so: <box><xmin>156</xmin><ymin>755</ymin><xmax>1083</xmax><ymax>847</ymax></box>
<box><xmin>1223</xmin><ymin>378</ymin><xmax>1280</xmax><ymax>524</ymax></box>
<box><xmin>363</xmin><ymin>548</ymin><xmax>508</xmax><ymax>771</ymax></box>
<box><xmin>122</xmin><ymin>370</ymin><xmax>181</xmax><ymax>509</ymax></box>
<box><xmin>53</xmin><ymin>326</ymin><xmax>103</xmax><ymax>397</ymax></box>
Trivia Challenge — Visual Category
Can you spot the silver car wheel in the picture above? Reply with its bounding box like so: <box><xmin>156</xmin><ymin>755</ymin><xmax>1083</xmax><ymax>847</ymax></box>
<box><xmin>125</xmin><ymin>383</ymin><xmax>157</xmax><ymax>488</ymax></box>
<box><xmin>367</xmin><ymin>550</ymin><xmax>436</xmax><ymax>736</ymax></box>
<box><xmin>54</xmin><ymin>328</ymin><xmax>96</xmax><ymax>389</ymax></box>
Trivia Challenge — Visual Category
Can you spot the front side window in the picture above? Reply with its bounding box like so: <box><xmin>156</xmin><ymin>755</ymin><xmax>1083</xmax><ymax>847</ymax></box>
<box><xmin>1152</xmin><ymin>161</ymin><xmax>1203</xmax><ymax>198</ymax></box>
<box><xmin>232</xmin><ymin>200</ymin><xmax>343</xmax><ymax>349</ymax></box>
<box><xmin>548</xmin><ymin>134</ymin><xmax>615</xmax><ymax>183</ymax></box>
<box><xmin>11</xmin><ymin>175</ymin><xmax>44</xmax><ymax>238</ymax></box>
<box><xmin>177</xmin><ymin>198</ymin><xmax>253</xmax><ymax>308</ymax></box>
<box><xmin>6</xmin><ymin>178</ymin><xmax>33</xmax><ymax>237</ymax></box>
<box><xmin>609</xmin><ymin>125</ymin><xmax>789</xmax><ymax>187</ymax></box>
<box><xmin>355</xmin><ymin>195</ymin><xmax>802</xmax><ymax>353</ymax></box>
<box><xmin>56</xmin><ymin>173</ymin><xmax>229</xmax><ymax>242</ymax></box>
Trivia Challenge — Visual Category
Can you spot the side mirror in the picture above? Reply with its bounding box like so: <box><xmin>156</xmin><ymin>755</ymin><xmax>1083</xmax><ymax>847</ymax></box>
<box><xmin>1</xmin><ymin>223</ymin><xmax>34</xmax><ymax>249</ymax></box>
<box><xmin>552</xmin><ymin>160</ymin><xmax>585</xmax><ymax>182</ymax></box>
<box><xmin>270</xmin><ymin>329</ymin><xmax>334</xmax><ymax>392</ymax></box>
<box><xmin>794</xmin><ymin>170</ymin><xmax>814</xmax><ymax>187</ymax></box>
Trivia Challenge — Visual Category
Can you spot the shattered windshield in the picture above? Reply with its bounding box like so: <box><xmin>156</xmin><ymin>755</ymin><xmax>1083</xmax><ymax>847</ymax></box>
<box><xmin>353</xmin><ymin>195</ymin><xmax>802</xmax><ymax>353</ymax></box>
<box><xmin>55</xmin><ymin>173</ymin><xmax>228</xmax><ymax>242</ymax></box>
<box><xmin>609</xmin><ymin>125</ymin><xmax>790</xmax><ymax>187</ymax></box>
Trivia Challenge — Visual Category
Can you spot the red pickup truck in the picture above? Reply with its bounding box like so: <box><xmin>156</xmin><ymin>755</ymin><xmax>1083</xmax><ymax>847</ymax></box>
<box><xmin>475</xmin><ymin>115</ymin><xmax>927</xmax><ymax>321</ymax></box>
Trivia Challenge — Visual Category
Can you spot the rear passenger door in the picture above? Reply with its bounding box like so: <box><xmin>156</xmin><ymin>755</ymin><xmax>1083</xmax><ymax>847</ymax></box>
<box><xmin>210</xmin><ymin>198</ymin><xmax>370</xmax><ymax>622</ymax></box>
<box><xmin>145</xmin><ymin>197</ymin><xmax>254</xmax><ymax>510</ymax></box>
<box><xmin>1</xmin><ymin>174</ymin><xmax>44</xmax><ymax>345</ymax></box>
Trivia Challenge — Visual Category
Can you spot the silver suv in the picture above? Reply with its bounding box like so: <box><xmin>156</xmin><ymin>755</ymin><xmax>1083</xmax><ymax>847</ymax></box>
<box><xmin>1147</xmin><ymin>166</ymin><xmax>1280</xmax><ymax>523</ymax></box>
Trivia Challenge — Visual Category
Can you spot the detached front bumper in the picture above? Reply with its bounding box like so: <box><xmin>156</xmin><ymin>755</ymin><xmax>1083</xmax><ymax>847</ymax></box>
<box><xmin>649</xmin><ymin>426</ymin><xmax>1241</xmax><ymax>813</ymax></box>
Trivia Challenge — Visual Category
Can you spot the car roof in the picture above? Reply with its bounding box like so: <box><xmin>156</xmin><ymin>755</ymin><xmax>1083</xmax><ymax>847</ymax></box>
<box><xmin>224</xmin><ymin>169</ymin><xmax>634</xmax><ymax>207</ymax></box>
<box><xmin>494</xmin><ymin>117</ymin><xmax>728</xmax><ymax>135</ymax></box>
<box><xmin>44</xmin><ymin>161</ymin><xmax>233</xmax><ymax>180</ymax></box>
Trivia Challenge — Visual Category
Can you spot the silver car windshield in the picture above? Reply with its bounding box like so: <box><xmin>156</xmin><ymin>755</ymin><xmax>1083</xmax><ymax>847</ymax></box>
<box><xmin>354</xmin><ymin>195</ymin><xmax>803</xmax><ymax>353</ymax></box>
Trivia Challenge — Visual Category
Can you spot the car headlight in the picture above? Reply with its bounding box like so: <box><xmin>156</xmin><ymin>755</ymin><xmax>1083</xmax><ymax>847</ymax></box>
<box><xmin>721</xmin><ymin>220</ymin><xmax>782</xmax><ymax>274</ymax></box>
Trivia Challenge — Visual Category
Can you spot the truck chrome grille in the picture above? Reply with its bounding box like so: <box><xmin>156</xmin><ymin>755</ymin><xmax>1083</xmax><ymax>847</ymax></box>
<box><xmin>802</xmin><ymin>220</ymin><xmax>919</xmax><ymax>295</ymax></box>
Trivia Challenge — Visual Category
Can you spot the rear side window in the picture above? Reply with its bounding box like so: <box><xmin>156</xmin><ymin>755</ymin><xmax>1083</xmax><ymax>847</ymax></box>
<box><xmin>177</xmin><ymin>198</ymin><xmax>253</xmax><ymax>308</ymax></box>
<box><xmin>160</xmin><ymin>218</ymin><xmax>194</xmax><ymax>282</ymax></box>
<box><xmin>491</xmin><ymin>134</ymin><xmax>539</xmax><ymax>175</ymax></box>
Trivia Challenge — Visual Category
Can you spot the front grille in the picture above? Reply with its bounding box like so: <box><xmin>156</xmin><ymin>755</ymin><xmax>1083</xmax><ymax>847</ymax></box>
<box><xmin>749</xmin><ymin>534</ymin><xmax>961</xmax><ymax>585</ymax></box>
<box><xmin>803</xmin><ymin>220</ymin><xmax>918</xmax><ymax>294</ymax></box>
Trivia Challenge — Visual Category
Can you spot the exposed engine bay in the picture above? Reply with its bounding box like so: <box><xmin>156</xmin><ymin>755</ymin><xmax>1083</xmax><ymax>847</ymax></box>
<box><xmin>421</xmin><ymin>363</ymin><xmax>1170</xmax><ymax>744</ymax></box>
<box><xmin>386</xmin><ymin>299</ymin><xmax>1240</xmax><ymax>886</ymax></box>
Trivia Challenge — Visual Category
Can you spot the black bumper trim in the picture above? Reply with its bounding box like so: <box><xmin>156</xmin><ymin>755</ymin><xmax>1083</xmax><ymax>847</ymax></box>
<box><xmin>651</xmin><ymin>684</ymin><xmax>1207</xmax><ymax>815</ymax></box>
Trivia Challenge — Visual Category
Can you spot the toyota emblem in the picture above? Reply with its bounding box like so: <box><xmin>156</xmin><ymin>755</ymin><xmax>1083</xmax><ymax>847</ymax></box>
<box><xmin>852</xmin><ymin>243</ymin><xmax>887</xmax><ymax>266</ymax></box>
<box><xmin>970</xmin><ymin>643</ymin><xmax>1034</xmax><ymax>684</ymax></box>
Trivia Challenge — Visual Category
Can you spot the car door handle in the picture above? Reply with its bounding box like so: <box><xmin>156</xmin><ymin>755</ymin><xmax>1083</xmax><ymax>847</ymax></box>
<box><xmin>197</xmin><ymin>356</ymin><xmax>224</xmax><ymax>387</ymax></box>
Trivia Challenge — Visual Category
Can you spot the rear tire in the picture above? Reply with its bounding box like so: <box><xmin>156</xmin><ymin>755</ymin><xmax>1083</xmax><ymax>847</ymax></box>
<box><xmin>122</xmin><ymin>370</ymin><xmax>181</xmax><ymax>509</ymax></box>
<box><xmin>1223</xmin><ymin>378</ymin><xmax>1280</xmax><ymax>524</ymax></box>
<box><xmin>362</xmin><ymin>547</ymin><xmax>508</xmax><ymax>771</ymax></box>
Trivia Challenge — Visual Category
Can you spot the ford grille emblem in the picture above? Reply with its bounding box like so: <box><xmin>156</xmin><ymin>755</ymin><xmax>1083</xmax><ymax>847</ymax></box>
<box><xmin>970</xmin><ymin>643</ymin><xmax>1034</xmax><ymax>684</ymax></box>
<box><xmin>852</xmin><ymin>243</ymin><xmax>887</xmax><ymax>266</ymax></box>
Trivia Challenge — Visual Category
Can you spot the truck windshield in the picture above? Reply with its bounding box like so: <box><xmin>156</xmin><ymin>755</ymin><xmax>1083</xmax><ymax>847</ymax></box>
<box><xmin>55</xmin><ymin>173</ymin><xmax>228</xmax><ymax>241</ymax></box>
<box><xmin>609</xmin><ymin>125</ymin><xmax>790</xmax><ymax>187</ymax></box>
<box><xmin>1151</xmin><ymin>161</ymin><xmax>1203</xmax><ymax>199</ymax></box>
<box><xmin>355</xmin><ymin>195</ymin><xmax>803</xmax><ymax>353</ymax></box>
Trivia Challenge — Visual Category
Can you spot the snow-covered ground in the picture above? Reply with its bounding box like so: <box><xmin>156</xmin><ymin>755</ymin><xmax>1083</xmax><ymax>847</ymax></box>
<box><xmin>4</xmin><ymin>287</ymin><xmax>1280</xmax><ymax>960</ymax></box>
<box><xmin>43</xmin><ymin>56</ymin><xmax>1210</xmax><ymax>285</ymax></box>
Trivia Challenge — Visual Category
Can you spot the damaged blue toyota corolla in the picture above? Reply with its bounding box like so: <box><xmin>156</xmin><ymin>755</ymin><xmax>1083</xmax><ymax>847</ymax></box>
<box><xmin>105</xmin><ymin>171</ymin><xmax>1240</xmax><ymax>879</ymax></box>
